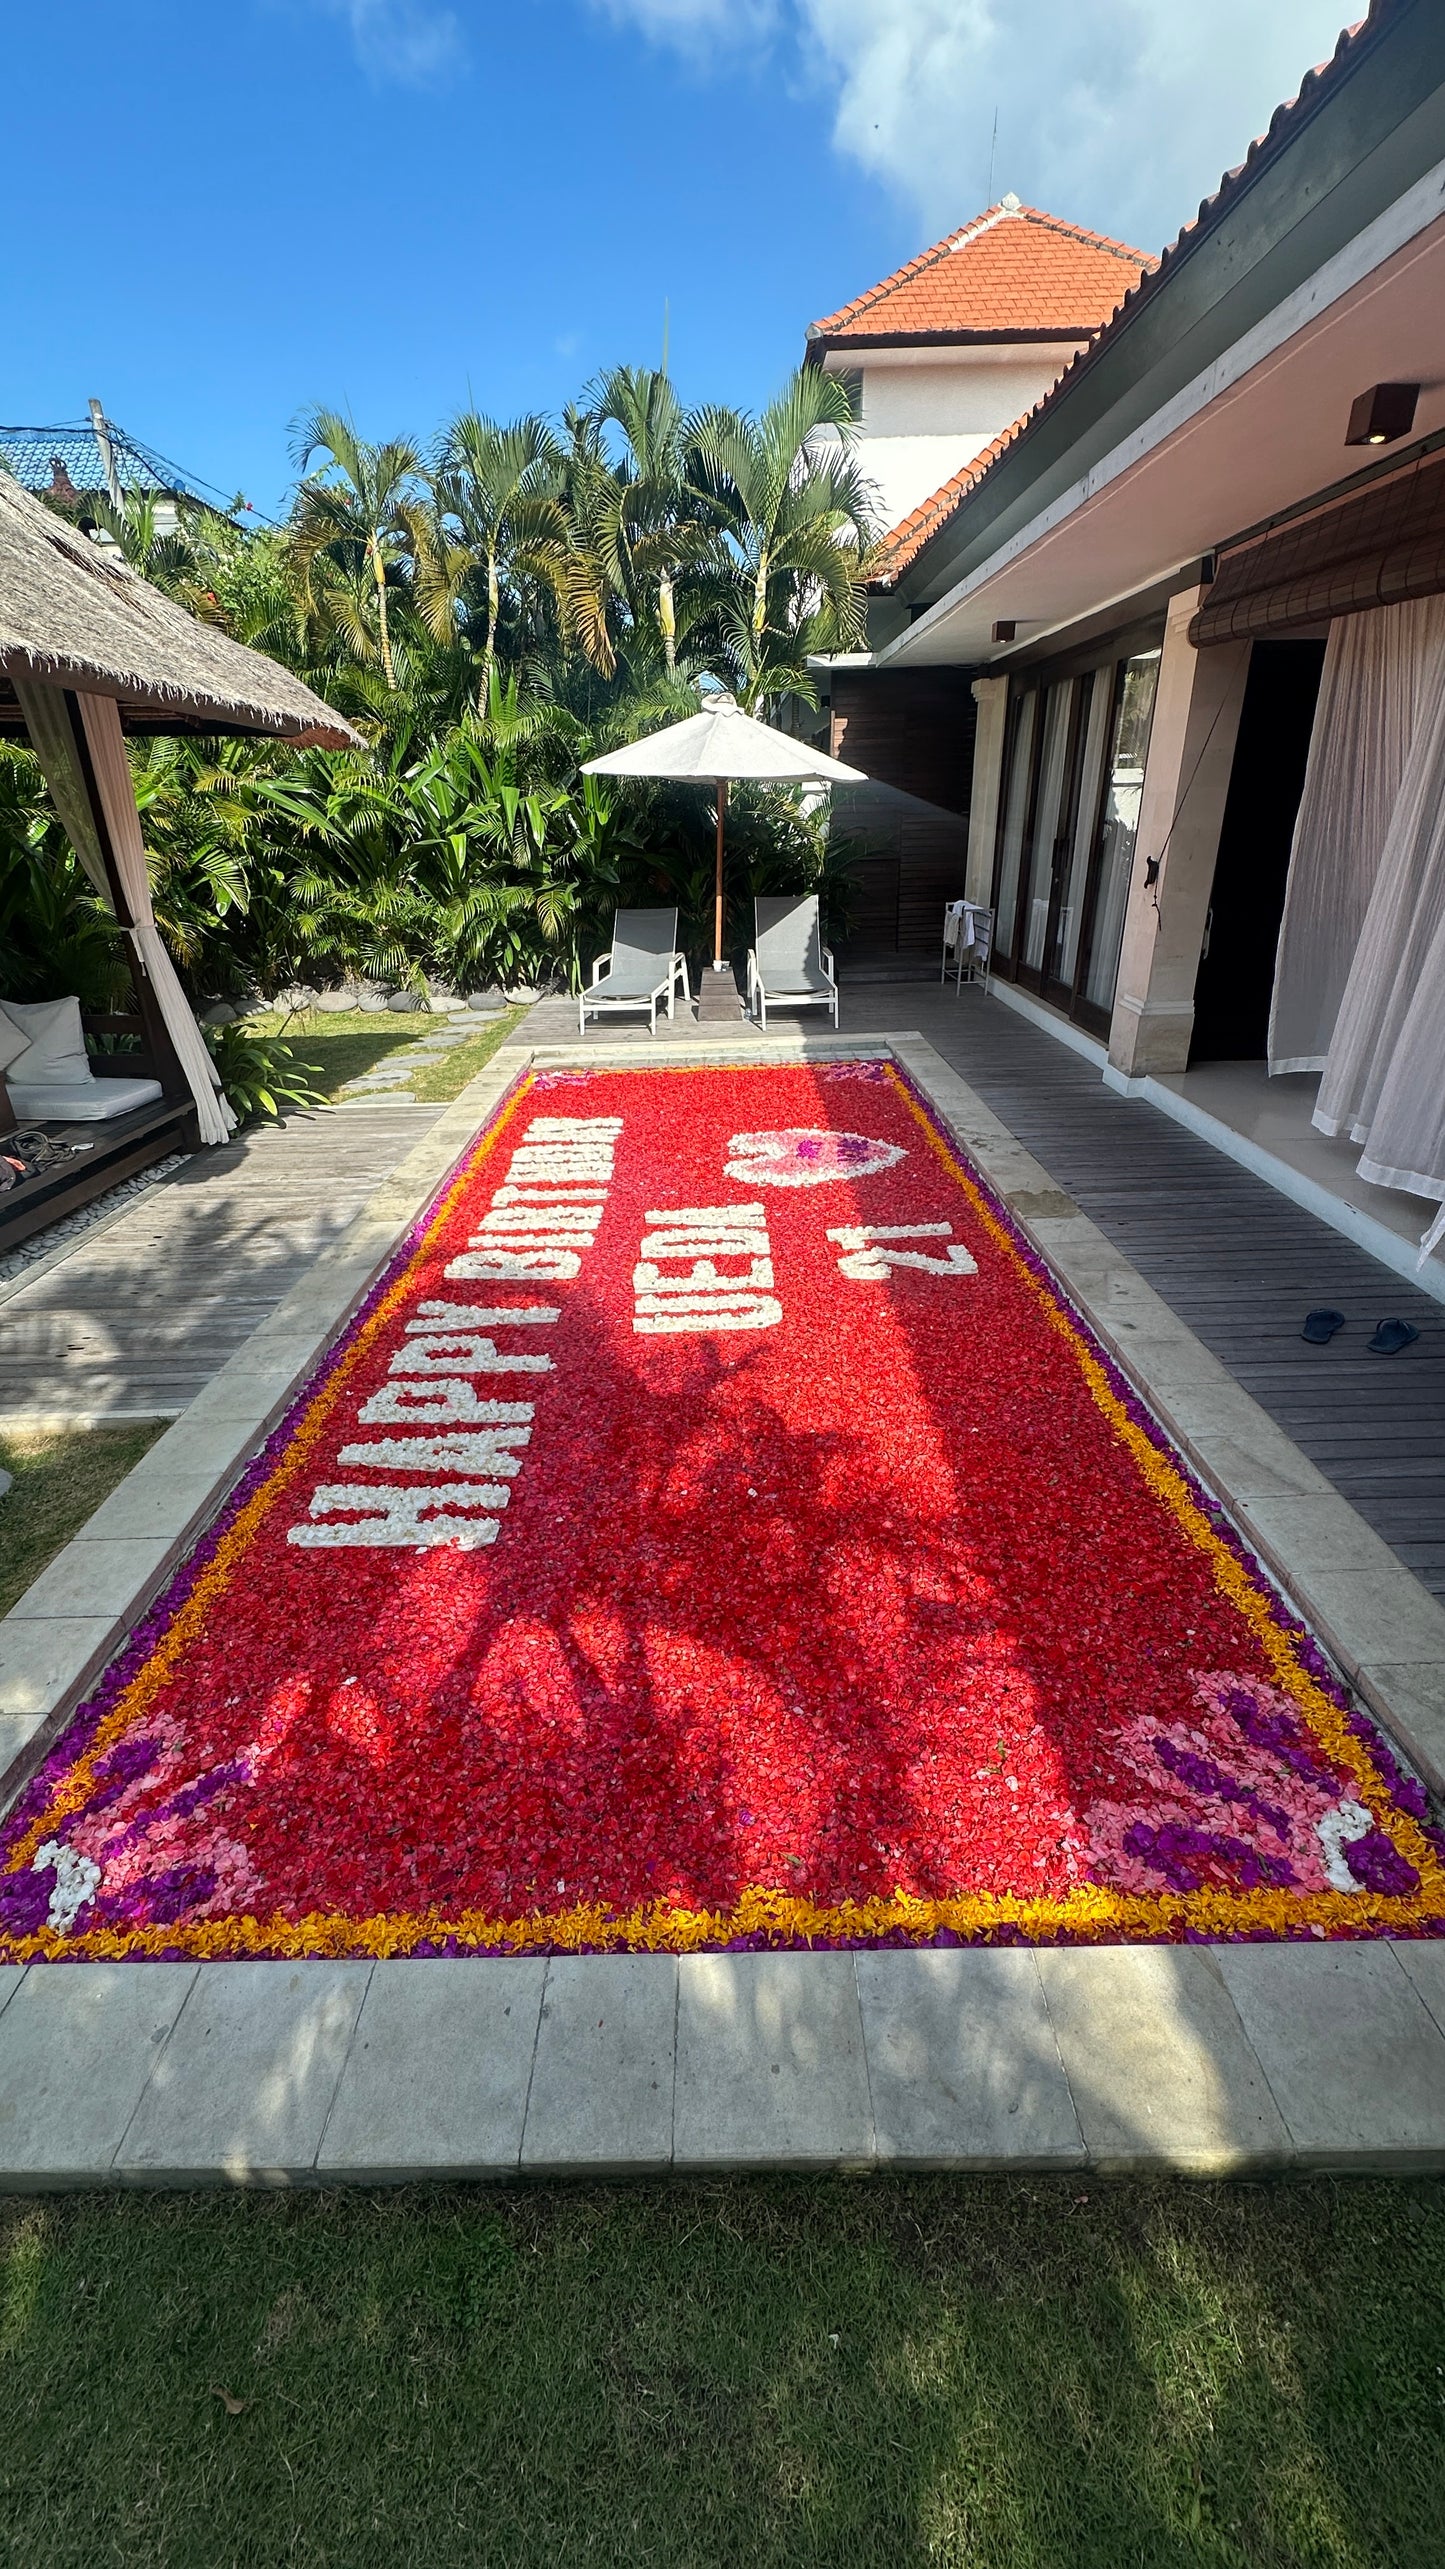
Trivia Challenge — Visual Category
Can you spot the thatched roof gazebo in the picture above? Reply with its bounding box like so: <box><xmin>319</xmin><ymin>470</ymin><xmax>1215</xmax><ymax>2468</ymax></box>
<box><xmin>0</xmin><ymin>471</ymin><xmax>359</xmax><ymax>745</ymax></box>
<box><xmin>0</xmin><ymin>472</ymin><xmax>361</xmax><ymax>1244</ymax></box>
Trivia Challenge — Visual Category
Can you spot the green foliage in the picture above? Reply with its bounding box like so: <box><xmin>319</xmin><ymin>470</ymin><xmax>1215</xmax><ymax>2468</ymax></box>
<box><xmin>204</xmin><ymin>1020</ymin><xmax>326</xmax><ymax>1125</ymax></box>
<box><xmin>5</xmin><ymin>365</ymin><xmax>883</xmax><ymax>1022</ymax></box>
<box><xmin>0</xmin><ymin>747</ymin><xmax>131</xmax><ymax>1010</ymax></box>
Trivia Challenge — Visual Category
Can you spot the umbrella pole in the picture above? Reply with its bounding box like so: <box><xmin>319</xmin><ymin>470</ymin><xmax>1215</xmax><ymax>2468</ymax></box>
<box><xmin>713</xmin><ymin>778</ymin><xmax>728</xmax><ymax>970</ymax></box>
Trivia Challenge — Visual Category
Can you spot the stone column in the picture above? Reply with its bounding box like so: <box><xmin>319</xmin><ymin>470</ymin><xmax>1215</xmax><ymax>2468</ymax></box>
<box><xmin>966</xmin><ymin>675</ymin><xmax>1010</xmax><ymax>905</ymax></box>
<box><xmin>1108</xmin><ymin>589</ymin><xmax>1251</xmax><ymax>1077</ymax></box>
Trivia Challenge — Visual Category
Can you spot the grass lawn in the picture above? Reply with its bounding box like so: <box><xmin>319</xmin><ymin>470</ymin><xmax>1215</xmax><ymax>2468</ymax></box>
<box><xmin>408</xmin><ymin>1010</ymin><xmax>525</xmax><ymax>1101</ymax></box>
<box><xmin>252</xmin><ymin>1007</ymin><xmax>524</xmax><ymax>1105</ymax></box>
<box><xmin>0</xmin><ymin>1423</ymin><xmax>169</xmax><ymax>1619</ymax></box>
<box><xmin>249</xmin><ymin>1010</ymin><xmax>421</xmax><ymax>1101</ymax></box>
<box><xmin>1</xmin><ymin>2176</ymin><xmax>1442</xmax><ymax>2566</ymax></box>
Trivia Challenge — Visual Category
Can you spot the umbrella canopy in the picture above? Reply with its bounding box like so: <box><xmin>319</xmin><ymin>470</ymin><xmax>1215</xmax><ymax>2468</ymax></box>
<box><xmin>583</xmin><ymin>691</ymin><xmax>865</xmax><ymax>786</ymax></box>
<box><xmin>582</xmin><ymin>692</ymin><xmax>867</xmax><ymax>966</ymax></box>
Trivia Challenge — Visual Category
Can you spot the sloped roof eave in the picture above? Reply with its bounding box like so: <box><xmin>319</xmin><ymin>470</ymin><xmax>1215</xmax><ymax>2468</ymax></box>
<box><xmin>807</xmin><ymin>325</ymin><xmax>1096</xmax><ymax>362</ymax></box>
<box><xmin>878</xmin><ymin>5</ymin><xmax>1399</xmax><ymax>595</ymax></box>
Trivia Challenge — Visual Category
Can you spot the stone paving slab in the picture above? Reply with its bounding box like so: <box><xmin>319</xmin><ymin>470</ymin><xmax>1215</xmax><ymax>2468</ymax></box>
<box><xmin>1037</xmin><ymin>1947</ymin><xmax>1292</xmax><ymax>2176</ymax></box>
<box><xmin>857</xmin><ymin>1949</ymin><xmax>1084</xmax><ymax>2171</ymax></box>
<box><xmin>118</xmin><ymin>1962</ymin><xmax>371</xmax><ymax>2186</ymax></box>
<box><xmin>0</xmin><ymin>1963</ymin><xmax>199</xmax><ymax>2187</ymax></box>
<box><xmin>674</xmin><ymin>1953</ymin><xmax>874</xmax><ymax>2173</ymax></box>
<box><xmin>320</xmin><ymin>1959</ymin><xmax>545</xmax><ymax>2181</ymax></box>
<box><xmin>0</xmin><ymin>1031</ymin><xmax>1442</xmax><ymax>2185</ymax></box>
<box><xmin>0</xmin><ymin>1943</ymin><xmax>1441</xmax><ymax>2185</ymax></box>
<box><xmin>523</xmin><ymin>1956</ymin><xmax>676</xmax><ymax>2176</ymax></box>
<box><xmin>1214</xmin><ymin>1943</ymin><xmax>1445</xmax><ymax>2171</ymax></box>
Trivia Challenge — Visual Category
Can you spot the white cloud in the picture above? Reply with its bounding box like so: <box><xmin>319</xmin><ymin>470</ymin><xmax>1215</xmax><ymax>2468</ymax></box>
<box><xmin>313</xmin><ymin>0</ymin><xmax>466</xmax><ymax>84</ymax></box>
<box><xmin>582</xmin><ymin>0</ymin><xmax>1357</xmax><ymax>253</ymax></box>
<box><xmin>586</xmin><ymin>0</ymin><xmax>776</xmax><ymax>54</ymax></box>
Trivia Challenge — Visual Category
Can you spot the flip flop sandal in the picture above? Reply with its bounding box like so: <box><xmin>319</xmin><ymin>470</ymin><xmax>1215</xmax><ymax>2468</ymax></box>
<box><xmin>1301</xmin><ymin>1308</ymin><xmax>1346</xmax><ymax>1343</ymax></box>
<box><xmin>1366</xmin><ymin>1319</ymin><xmax>1420</xmax><ymax>1354</ymax></box>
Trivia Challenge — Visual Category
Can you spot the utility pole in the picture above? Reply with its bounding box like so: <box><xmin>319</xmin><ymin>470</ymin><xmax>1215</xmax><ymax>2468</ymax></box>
<box><xmin>88</xmin><ymin>397</ymin><xmax>123</xmax><ymax>512</ymax></box>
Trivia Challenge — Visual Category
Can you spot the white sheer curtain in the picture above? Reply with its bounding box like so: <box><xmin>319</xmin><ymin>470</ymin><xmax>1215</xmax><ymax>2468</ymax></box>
<box><xmin>1309</xmin><ymin>608</ymin><xmax>1445</xmax><ymax>1260</ymax></box>
<box><xmin>1269</xmin><ymin>597</ymin><xmax>1445</xmax><ymax>1074</ymax></box>
<box><xmin>10</xmin><ymin>672</ymin><xmax>114</xmax><ymax>902</ymax></box>
<box><xmin>14</xmin><ymin>673</ymin><xmax>235</xmax><ymax>1145</ymax></box>
<box><xmin>75</xmin><ymin>693</ymin><xmax>235</xmax><ymax>1145</ymax></box>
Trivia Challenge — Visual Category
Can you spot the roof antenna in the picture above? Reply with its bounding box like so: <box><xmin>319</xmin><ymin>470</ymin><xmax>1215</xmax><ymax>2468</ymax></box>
<box><xmin>89</xmin><ymin>397</ymin><xmax>123</xmax><ymax>512</ymax></box>
<box><xmin>987</xmin><ymin>106</ymin><xmax>998</xmax><ymax>205</ymax></box>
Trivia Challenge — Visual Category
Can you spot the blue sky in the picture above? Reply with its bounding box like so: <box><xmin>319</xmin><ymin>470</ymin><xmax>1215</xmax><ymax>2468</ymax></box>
<box><xmin>3</xmin><ymin>0</ymin><xmax>1353</xmax><ymax>518</ymax></box>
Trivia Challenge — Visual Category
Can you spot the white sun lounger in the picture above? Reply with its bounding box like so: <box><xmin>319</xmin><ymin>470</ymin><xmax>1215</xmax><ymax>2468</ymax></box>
<box><xmin>746</xmin><ymin>896</ymin><xmax>839</xmax><ymax>1030</ymax></box>
<box><xmin>579</xmin><ymin>908</ymin><xmax>690</xmax><ymax>1036</ymax></box>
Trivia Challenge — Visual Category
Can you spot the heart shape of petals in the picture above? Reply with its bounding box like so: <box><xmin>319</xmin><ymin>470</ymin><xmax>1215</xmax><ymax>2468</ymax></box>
<box><xmin>723</xmin><ymin>1128</ymin><xmax>906</xmax><ymax>1187</ymax></box>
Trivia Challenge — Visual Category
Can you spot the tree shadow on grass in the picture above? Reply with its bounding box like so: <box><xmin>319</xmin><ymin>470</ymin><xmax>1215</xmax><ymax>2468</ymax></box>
<box><xmin>1</xmin><ymin>2174</ymin><xmax>1442</xmax><ymax>2568</ymax></box>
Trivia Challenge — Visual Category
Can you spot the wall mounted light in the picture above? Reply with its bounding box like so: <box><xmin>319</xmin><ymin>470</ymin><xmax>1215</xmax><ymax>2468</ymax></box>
<box><xmin>992</xmin><ymin>619</ymin><xmax>1017</xmax><ymax>643</ymax></box>
<box><xmin>1346</xmin><ymin>382</ymin><xmax>1419</xmax><ymax>447</ymax></box>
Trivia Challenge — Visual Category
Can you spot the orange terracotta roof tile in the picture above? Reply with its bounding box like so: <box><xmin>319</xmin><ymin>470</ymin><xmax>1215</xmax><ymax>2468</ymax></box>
<box><xmin>810</xmin><ymin>201</ymin><xmax>1153</xmax><ymax>348</ymax></box>
<box><xmin>860</xmin><ymin>9</ymin><xmax>1388</xmax><ymax>588</ymax></box>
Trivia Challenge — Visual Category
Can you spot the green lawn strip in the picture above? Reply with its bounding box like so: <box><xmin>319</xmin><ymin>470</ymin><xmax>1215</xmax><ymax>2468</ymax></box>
<box><xmin>1</xmin><ymin>2177</ymin><xmax>1441</xmax><ymax>2567</ymax></box>
<box><xmin>247</xmin><ymin>1011</ymin><xmax>423</xmax><ymax>1102</ymax></box>
<box><xmin>247</xmin><ymin>1007</ymin><xmax>523</xmax><ymax>1104</ymax></box>
<box><xmin>405</xmin><ymin>1008</ymin><xmax>525</xmax><ymax>1101</ymax></box>
<box><xmin>0</xmin><ymin>1422</ymin><xmax>169</xmax><ymax>1619</ymax></box>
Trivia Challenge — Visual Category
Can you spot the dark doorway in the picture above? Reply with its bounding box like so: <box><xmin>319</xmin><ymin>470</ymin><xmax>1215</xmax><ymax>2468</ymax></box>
<box><xmin>1190</xmin><ymin>638</ymin><xmax>1326</xmax><ymax>1061</ymax></box>
<box><xmin>828</xmin><ymin>670</ymin><xmax>975</xmax><ymax>977</ymax></box>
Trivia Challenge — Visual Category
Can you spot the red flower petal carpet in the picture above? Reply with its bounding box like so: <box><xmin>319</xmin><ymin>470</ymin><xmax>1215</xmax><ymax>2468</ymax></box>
<box><xmin>3</xmin><ymin>1060</ymin><xmax>1441</xmax><ymax>1960</ymax></box>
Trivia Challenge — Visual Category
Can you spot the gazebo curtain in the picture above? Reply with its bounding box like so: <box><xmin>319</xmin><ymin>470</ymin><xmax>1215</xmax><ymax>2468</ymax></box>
<box><xmin>11</xmin><ymin>674</ymin><xmax>115</xmax><ymax>904</ymax></box>
<box><xmin>1270</xmin><ymin>597</ymin><xmax>1445</xmax><ymax>1259</ymax></box>
<box><xmin>13</xmin><ymin>673</ymin><xmax>236</xmax><ymax>1145</ymax></box>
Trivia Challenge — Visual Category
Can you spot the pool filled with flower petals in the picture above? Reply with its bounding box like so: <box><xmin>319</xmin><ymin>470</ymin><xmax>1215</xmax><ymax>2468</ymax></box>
<box><xmin>4</xmin><ymin>1058</ymin><xmax>1442</xmax><ymax>1961</ymax></box>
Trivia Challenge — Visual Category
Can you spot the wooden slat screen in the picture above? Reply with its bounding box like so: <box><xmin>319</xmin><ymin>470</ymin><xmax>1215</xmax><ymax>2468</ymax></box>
<box><xmin>1190</xmin><ymin>447</ymin><xmax>1445</xmax><ymax>645</ymax></box>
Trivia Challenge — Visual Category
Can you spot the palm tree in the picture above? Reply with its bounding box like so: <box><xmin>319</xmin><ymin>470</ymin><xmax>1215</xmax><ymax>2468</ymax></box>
<box><xmin>290</xmin><ymin>410</ymin><xmax>422</xmax><ymax>692</ymax></box>
<box><xmin>589</xmin><ymin>366</ymin><xmax>721</xmax><ymax>679</ymax></box>
<box><xmin>431</xmin><ymin>413</ymin><xmax>568</xmax><ymax>703</ymax></box>
<box><xmin>689</xmin><ymin>369</ymin><xmax>880</xmax><ymax>710</ymax></box>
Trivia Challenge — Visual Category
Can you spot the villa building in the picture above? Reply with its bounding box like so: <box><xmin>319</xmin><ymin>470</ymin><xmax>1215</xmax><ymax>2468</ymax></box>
<box><xmin>806</xmin><ymin>202</ymin><xmax>1152</xmax><ymax>973</ymax></box>
<box><xmin>817</xmin><ymin>0</ymin><xmax>1445</xmax><ymax>1291</ymax></box>
<box><xmin>806</xmin><ymin>197</ymin><xmax>1152</xmax><ymax>542</ymax></box>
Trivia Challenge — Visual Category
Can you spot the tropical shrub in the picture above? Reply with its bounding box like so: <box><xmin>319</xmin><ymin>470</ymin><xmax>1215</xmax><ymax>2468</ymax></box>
<box><xmin>5</xmin><ymin>364</ymin><xmax>882</xmax><ymax>1024</ymax></box>
<box><xmin>204</xmin><ymin>1022</ymin><xmax>326</xmax><ymax>1125</ymax></box>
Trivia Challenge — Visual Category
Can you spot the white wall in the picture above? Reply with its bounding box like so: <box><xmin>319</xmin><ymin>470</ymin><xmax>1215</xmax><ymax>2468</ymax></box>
<box><xmin>841</xmin><ymin>344</ymin><xmax>1086</xmax><ymax>534</ymax></box>
<box><xmin>856</xmin><ymin>433</ymin><xmax>998</xmax><ymax>534</ymax></box>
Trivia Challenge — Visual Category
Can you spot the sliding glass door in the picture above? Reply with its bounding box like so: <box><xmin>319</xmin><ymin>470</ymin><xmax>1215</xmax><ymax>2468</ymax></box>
<box><xmin>1077</xmin><ymin>652</ymin><xmax>1161</xmax><ymax>1026</ymax></box>
<box><xmin>989</xmin><ymin>645</ymin><xmax>1160</xmax><ymax>1031</ymax></box>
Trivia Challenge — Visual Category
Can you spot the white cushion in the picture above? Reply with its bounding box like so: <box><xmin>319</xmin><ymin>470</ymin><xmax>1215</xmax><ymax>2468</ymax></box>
<box><xmin>0</xmin><ymin>995</ymin><xmax>89</xmax><ymax>1082</ymax></box>
<box><xmin>7</xmin><ymin>1075</ymin><xmax>164</xmax><ymax>1122</ymax></box>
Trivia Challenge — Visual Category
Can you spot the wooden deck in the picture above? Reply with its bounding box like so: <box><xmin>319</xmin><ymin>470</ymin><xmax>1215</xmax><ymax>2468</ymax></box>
<box><xmin>0</xmin><ymin>1104</ymin><xmax>443</xmax><ymax>1428</ymax></box>
<box><xmin>0</xmin><ymin>1096</ymin><xmax>195</xmax><ymax>1255</ymax></box>
<box><xmin>845</xmin><ymin>987</ymin><xmax>1445</xmax><ymax>1605</ymax></box>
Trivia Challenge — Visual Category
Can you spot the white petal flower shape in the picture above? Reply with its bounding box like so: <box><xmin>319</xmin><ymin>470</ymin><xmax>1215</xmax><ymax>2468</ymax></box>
<box><xmin>723</xmin><ymin>1129</ymin><xmax>906</xmax><ymax>1188</ymax></box>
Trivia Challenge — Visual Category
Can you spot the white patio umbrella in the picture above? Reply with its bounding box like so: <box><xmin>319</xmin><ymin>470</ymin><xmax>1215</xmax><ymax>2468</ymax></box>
<box><xmin>582</xmin><ymin>691</ymin><xmax>867</xmax><ymax>969</ymax></box>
